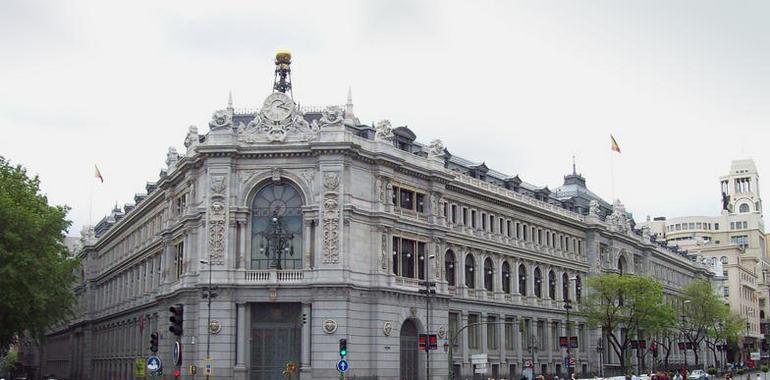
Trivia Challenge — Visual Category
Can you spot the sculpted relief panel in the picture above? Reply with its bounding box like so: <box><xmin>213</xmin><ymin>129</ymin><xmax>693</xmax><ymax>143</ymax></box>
<box><xmin>208</xmin><ymin>175</ymin><xmax>227</xmax><ymax>265</ymax></box>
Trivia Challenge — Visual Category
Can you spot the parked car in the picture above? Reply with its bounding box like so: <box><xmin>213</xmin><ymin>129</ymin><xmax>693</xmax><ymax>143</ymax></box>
<box><xmin>688</xmin><ymin>370</ymin><xmax>709</xmax><ymax>380</ymax></box>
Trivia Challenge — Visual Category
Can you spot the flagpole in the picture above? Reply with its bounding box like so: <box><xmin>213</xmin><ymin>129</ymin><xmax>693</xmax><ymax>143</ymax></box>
<box><xmin>89</xmin><ymin>172</ymin><xmax>94</xmax><ymax>225</ymax></box>
<box><xmin>610</xmin><ymin>150</ymin><xmax>616</xmax><ymax>202</ymax></box>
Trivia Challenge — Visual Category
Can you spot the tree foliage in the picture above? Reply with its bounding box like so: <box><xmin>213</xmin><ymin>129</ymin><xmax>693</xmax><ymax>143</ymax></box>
<box><xmin>679</xmin><ymin>279</ymin><xmax>744</xmax><ymax>366</ymax></box>
<box><xmin>0</xmin><ymin>157</ymin><xmax>78</xmax><ymax>349</ymax></box>
<box><xmin>580</xmin><ymin>273</ymin><xmax>675</xmax><ymax>373</ymax></box>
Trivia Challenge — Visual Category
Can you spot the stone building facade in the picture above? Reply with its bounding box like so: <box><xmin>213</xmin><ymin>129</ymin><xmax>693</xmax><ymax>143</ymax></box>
<box><xmin>38</xmin><ymin>58</ymin><xmax>711</xmax><ymax>380</ymax></box>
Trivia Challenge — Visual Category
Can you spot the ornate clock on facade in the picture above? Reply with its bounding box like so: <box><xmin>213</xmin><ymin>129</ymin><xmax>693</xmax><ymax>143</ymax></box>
<box><xmin>261</xmin><ymin>92</ymin><xmax>295</xmax><ymax>122</ymax></box>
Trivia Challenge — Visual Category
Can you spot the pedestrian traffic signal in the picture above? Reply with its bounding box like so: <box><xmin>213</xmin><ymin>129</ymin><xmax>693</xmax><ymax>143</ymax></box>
<box><xmin>150</xmin><ymin>331</ymin><xmax>159</xmax><ymax>353</ymax></box>
<box><xmin>339</xmin><ymin>339</ymin><xmax>348</xmax><ymax>357</ymax></box>
<box><xmin>169</xmin><ymin>304</ymin><xmax>184</xmax><ymax>336</ymax></box>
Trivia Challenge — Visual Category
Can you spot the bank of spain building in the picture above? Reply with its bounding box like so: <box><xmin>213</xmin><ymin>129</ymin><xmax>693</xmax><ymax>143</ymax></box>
<box><xmin>41</xmin><ymin>55</ymin><xmax>712</xmax><ymax>380</ymax></box>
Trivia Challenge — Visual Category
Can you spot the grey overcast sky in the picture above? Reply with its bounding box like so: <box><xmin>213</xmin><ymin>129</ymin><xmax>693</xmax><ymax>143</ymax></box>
<box><xmin>1</xmin><ymin>0</ymin><xmax>769</xmax><ymax>235</ymax></box>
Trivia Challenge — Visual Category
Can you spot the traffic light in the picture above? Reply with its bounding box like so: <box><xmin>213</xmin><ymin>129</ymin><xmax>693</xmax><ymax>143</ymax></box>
<box><xmin>339</xmin><ymin>339</ymin><xmax>348</xmax><ymax>357</ymax></box>
<box><xmin>169</xmin><ymin>304</ymin><xmax>184</xmax><ymax>336</ymax></box>
<box><xmin>429</xmin><ymin>334</ymin><xmax>438</xmax><ymax>350</ymax></box>
<box><xmin>150</xmin><ymin>331</ymin><xmax>159</xmax><ymax>353</ymax></box>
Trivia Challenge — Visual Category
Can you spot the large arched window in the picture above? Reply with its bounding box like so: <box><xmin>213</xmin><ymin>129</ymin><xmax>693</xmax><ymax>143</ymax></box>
<box><xmin>465</xmin><ymin>255</ymin><xmax>476</xmax><ymax>288</ymax></box>
<box><xmin>548</xmin><ymin>270</ymin><xmax>556</xmax><ymax>300</ymax></box>
<box><xmin>562</xmin><ymin>273</ymin><xmax>569</xmax><ymax>301</ymax></box>
<box><xmin>251</xmin><ymin>182</ymin><xmax>303</xmax><ymax>270</ymax></box>
<box><xmin>502</xmin><ymin>261</ymin><xmax>511</xmax><ymax>293</ymax></box>
<box><xmin>484</xmin><ymin>258</ymin><xmax>494</xmax><ymax>291</ymax></box>
<box><xmin>445</xmin><ymin>250</ymin><xmax>456</xmax><ymax>286</ymax></box>
<box><xmin>518</xmin><ymin>264</ymin><xmax>527</xmax><ymax>296</ymax></box>
<box><xmin>533</xmin><ymin>267</ymin><xmax>543</xmax><ymax>298</ymax></box>
<box><xmin>740</xmin><ymin>203</ymin><xmax>750</xmax><ymax>213</ymax></box>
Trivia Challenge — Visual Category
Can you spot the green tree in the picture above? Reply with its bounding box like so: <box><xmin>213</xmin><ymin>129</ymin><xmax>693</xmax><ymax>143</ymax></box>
<box><xmin>580</xmin><ymin>273</ymin><xmax>675</xmax><ymax>374</ymax></box>
<box><xmin>679</xmin><ymin>280</ymin><xmax>736</xmax><ymax>367</ymax></box>
<box><xmin>0</xmin><ymin>157</ymin><xmax>78</xmax><ymax>349</ymax></box>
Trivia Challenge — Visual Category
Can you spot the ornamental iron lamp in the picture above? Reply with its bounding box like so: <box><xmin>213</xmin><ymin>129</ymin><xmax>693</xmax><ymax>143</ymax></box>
<box><xmin>259</xmin><ymin>210</ymin><xmax>295</xmax><ymax>270</ymax></box>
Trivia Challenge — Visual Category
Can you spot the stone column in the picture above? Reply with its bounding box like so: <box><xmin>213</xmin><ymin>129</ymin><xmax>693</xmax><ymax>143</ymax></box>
<box><xmin>234</xmin><ymin>302</ymin><xmax>248</xmax><ymax>380</ymax></box>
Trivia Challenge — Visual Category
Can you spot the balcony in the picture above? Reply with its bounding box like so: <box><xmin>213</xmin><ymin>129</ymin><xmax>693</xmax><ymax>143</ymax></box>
<box><xmin>243</xmin><ymin>269</ymin><xmax>305</xmax><ymax>284</ymax></box>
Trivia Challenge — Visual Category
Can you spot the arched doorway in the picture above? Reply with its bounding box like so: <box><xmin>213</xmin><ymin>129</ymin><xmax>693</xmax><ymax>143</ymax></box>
<box><xmin>400</xmin><ymin>319</ymin><xmax>419</xmax><ymax>379</ymax></box>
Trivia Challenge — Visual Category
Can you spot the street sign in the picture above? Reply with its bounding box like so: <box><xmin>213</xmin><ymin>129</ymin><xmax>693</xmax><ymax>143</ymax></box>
<box><xmin>172</xmin><ymin>341</ymin><xmax>182</xmax><ymax>366</ymax></box>
<box><xmin>559</xmin><ymin>336</ymin><xmax>568</xmax><ymax>348</ymax></box>
<box><xmin>751</xmin><ymin>352</ymin><xmax>761</xmax><ymax>361</ymax></box>
<box><xmin>569</xmin><ymin>336</ymin><xmax>578</xmax><ymax>349</ymax></box>
<box><xmin>337</xmin><ymin>359</ymin><xmax>350</xmax><ymax>372</ymax></box>
<box><xmin>135</xmin><ymin>358</ymin><xmax>146</xmax><ymax>378</ymax></box>
<box><xmin>205</xmin><ymin>360</ymin><xmax>213</xmax><ymax>376</ymax></box>
<box><xmin>147</xmin><ymin>355</ymin><xmax>162</xmax><ymax>374</ymax></box>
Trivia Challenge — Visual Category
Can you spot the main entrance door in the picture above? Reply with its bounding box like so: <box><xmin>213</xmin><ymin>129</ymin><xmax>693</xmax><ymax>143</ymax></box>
<box><xmin>400</xmin><ymin>319</ymin><xmax>419</xmax><ymax>380</ymax></box>
<box><xmin>250</xmin><ymin>303</ymin><xmax>302</xmax><ymax>380</ymax></box>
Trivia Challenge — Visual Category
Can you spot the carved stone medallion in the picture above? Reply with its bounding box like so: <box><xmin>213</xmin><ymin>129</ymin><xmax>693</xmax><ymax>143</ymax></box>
<box><xmin>383</xmin><ymin>321</ymin><xmax>393</xmax><ymax>336</ymax></box>
<box><xmin>323</xmin><ymin>319</ymin><xmax>338</xmax><ymax>334</ymax></box>
<box><xmin>209</xmin><ymin>319</ymin><xmax>222</xmax><ymax>335</ymax></box>
<box><xmin>437</xmin><ymin>325</ymin><xmax>447</xmax><ymax>339</ymax></box>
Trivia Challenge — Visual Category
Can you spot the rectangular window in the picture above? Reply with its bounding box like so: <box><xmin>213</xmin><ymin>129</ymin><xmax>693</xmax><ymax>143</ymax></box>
<box><xmin>723</xmin><ymin>286</ymin><xmax>729</xmax><ymax>297</ymax></box>
<box><xmin>537</xmin><ymin>229</ymin><xmax>542</xmax><ymax>245</ymax></box>
<box><xmin>579</xmin><ymin>324</ymin><xmax>586</xmax><ymax>352</ymax></box>
<box><xmin>499</xmin><ymin>219</ymin><xmax>504</xmax><ymax>235</ymax></box>
<box><xmin>715</xmin><ymin>223</ymin><xmax>719</xmax><ymax>230</ymax></box>
<box><xmin>451</xmin><ymin>205</ymin><xmax>458</xmax><ymax>224</ymax></box>
<box><xmin>482</xmin><ymin>213</ymin><xmax>487</xmax><ymax>230</ymax></box>
<box><xmin>689</xmin><ymin>223</ymin><xmax>695</xmax><ymax>229</ymax></box>
<box><xmin>578</xmin><ymin>240</ymin><xmax>583</xmax><ymax>254</ymax></box>
<box><xmin>696</xmin><ymin>222</ymin><xmax>702</xmax><ymax>229</ymax></box>
<box><xmin>174</xmin><ymin>241</ymin><xmax>184</xmax><ymax>280</ymax></box>
<box><xmin>468</xmin><ymin>314</ymin><xmax>480</xmax><ymax>349</ymax></box>
<box><xmin>731</xmin><ymin>235</ymin><xmax>749</xmax><ymax>249</ymax></box>
<box><xmin>399</xmin><ymin>188</ymin><xmax>413</xmax><ymax>209</ymax></box>
<box><xmin>505</xmin><ymin>317</ymin><xmax>515</xmax><ymax>350</ymax></box>
<box><xmin>449</xmin><ymin>312</ymin><xmax>460</xmax><ymax>348</ymax></box>
<box><xmin>537</xmin><ymin>320</ymin><xmax>545</xmax><ymax>349</ymax></box>
<box><xmin>416</xmin><ymin>193</ymin><xmax>425</xmax><ymax>213</ymax></box>
<box><xmin>487</xmin><ymin>316</ymin><xmax>498</xmax><ymax>350</ymax></box>
<box><xmin>471</xmin><ymin>210</ymin><xmax>477</xmax><ymax>228</ymax></box>
<box><xmin>463</xmin><ymin>208</ymin><xmax>468</xmax><ymax>225</ymax></box>
<box><xmin>730</xmin><ymin>222</ymin><xmax>735</xmax><ymax>230</ymax></box>
<box><xmin>743</xmin><ymin>221</ymin><xmax>748</xmax><ymax>229</ymax></box>
<box><xmin>506</xmin><ymin>220</ymin><xmax>512</xmax><ymax>237</ymax></box>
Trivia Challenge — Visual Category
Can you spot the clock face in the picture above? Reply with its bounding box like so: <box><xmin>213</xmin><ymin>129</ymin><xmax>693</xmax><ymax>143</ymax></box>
<box><xmin>261</xmin><ymin>92</ymin><xmax>295</xmax><ymax>122</ymax></box>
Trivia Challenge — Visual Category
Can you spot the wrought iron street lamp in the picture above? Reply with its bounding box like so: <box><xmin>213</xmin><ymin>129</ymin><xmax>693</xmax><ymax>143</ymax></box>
<box><xmin>259</xmin><ymin>211</ymin><xmax>295</xmax><ymax>270</ymax></box>
<box><xmin>199</xmin><ymin>258</ymin><xmax>216</xmax><ymax>380</ymax></box>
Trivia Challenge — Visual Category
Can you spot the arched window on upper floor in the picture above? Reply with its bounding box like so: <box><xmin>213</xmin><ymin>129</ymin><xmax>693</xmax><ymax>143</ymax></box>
<box><xmin>518</xmin><ymin>264</ymin><xmax>527</xmax><ymax>296</ymax></box>
<box><xmin>484</xmin><ymin>258</ymin><xmax>494</xmax><ymax>291</ymax></box>
<box><xmin>533</xmin><ymin>267</ymin><xmax>542</xmax><ymax>298</ymax></box>
<box><xmin>251</xmin><ymin>181</ymin><xmax>304</xmax><ymax>270</ymax></box>
<box><xmin>548</xmin><ymin>270</ymin><xmax>556</xmax><ymax>300</ymax></box>
<box><xmin>740</xmin><ymin>203</ymin><xmax>750</xmax><ymax>213</ymax></box>
<box><xmin>562</xmin><ymin>273</ymin><xmax>569</xmax><ymax>301</ymax></box>
<box><xmin>720</xmin><ymin>256</ymin><xmax>729</xmax><ymax>265</ymax></box>
<box><xmin>502</xmin><ymin>262</ymin><xmax>511</xmax><ymax>293</ymax></box>
<box><xmin>445</xmin><ymin>250</ymin><xmax>456</xmax><ymax>286</ymax></box>
<box><xmin>465</xmin><ymin>255</ymin><xmax>476</xmax><ymax>288</ymax></box>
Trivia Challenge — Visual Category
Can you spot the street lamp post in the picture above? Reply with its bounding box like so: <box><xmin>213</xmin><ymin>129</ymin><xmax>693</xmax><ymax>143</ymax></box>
<box><xmin>682</xmin><ymin>300</ymin><xmax>691</xmax><ymax>370</ymax></box>
<box><xmin>199</xmin><ymin>258</ymin><xmax>215</xmax><ymax>379</ymax></box>
<box><xmin>565</xmin><ymin>276</ymin><xmax>577</xmax><ymax>378</ymax></box>
<box><xmin>420</xmin><ymin>254</ymin><xmax>436</xmax><ymax>380</ymax></box>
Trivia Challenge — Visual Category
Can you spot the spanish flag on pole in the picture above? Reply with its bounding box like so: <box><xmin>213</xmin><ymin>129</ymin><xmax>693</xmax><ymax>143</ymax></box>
<box><xmin>610</xmin><ymin>134</ymin><xmax>621</xmax><ymax>153</ymax></box>
<box><xmin>94</xmin><ymin>165</ymin><xmax>104</xmax><ymax>183</ymax></box>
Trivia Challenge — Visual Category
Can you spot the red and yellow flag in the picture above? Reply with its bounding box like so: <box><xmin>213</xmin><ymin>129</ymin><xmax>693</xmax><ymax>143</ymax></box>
<box><xmin>610</xmin><ymin>134</ymin><xmax>621</xmax><ymax>153</ymax></box>
<box><xmin>95</xmin><ymin>165</ymin><xmax>104</xmax><ymax>183</ymax></box>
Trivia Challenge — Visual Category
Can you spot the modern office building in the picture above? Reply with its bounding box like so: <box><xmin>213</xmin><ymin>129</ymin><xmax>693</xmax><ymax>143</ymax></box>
<box><xmin>36</xmin><ymin>53</ymin><xmax>711</xmax><ymax>380</ymax></box>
